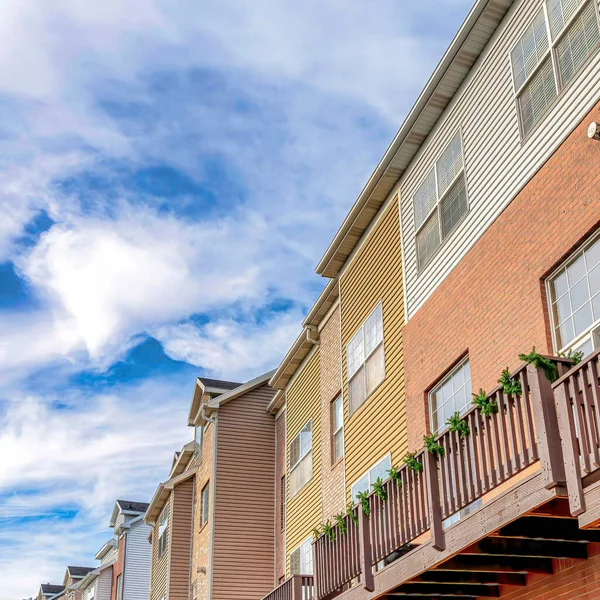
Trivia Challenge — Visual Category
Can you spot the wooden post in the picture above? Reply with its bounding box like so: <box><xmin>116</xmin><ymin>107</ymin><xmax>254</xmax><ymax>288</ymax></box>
<box><xmin>291</xmin><ymin>575</ymin><xmax>303</xmax><ymax>600</ymax></box>
<box><xmin>424</xmin><ymin>448</ymin><xmax>445</xmax><ymax>551</ymax></box>
<box><xmin>358</xmin><ymin>505</ymin><xmax>374</xmax><ymax>591</ymax></box>
<box><xmin>528</xmin><ymin>364</ymin><xmax>566</xmax><ymax>489</ymax></box>
<box><xmin>553</xmin><ymin>380</ymin><xmax>585</xmax><ymax>516</ymax></box>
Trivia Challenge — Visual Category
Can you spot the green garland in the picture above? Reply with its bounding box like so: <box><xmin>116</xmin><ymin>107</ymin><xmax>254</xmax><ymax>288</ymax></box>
<box><xmin>498</xmin><ymin>368</ymin><xmax>522</xmax><ymax>396</ymax></box>
<box><xmin>346</xmin><ymin>501</ymin><xmax>359</xmax><ymax>525</ymax></box>
<box><xmin>356</xmin><ymin>490</ymin><xmax>371</xmax><ymax>516</ymax></box>
<box><xmin>387</xmin><ymin>466</ymin><xmax>403</xmax><ymax>487</ymax></box>
<box><xmin>446</xmin><ymin>411</ymin><xmax>471</xmax><ymax>439</ymax></box>
<box><xmin>472</xmin><ymin>388</ymin><xmax>498</xmax><ymax>417</ymax></box>
<box><xmin>423</xmin><ymin>433</ymin><xmax>445</xmax><ymax>456</ymax></box>
<box><xmin>371</xmin><ymin>477</ymin><xmax>388</xmax><ymax>502</ymax></box>
<box><xmin>334</xmin><ymin>511</ymin><xmax>348</xmax><ymax>535</ymax></box>
<box><xmin>558</xmin><ymin>348</ymin><xmax>584</xmax><ymax>365</ymax></box>
<box><xmin>518</xmin><ymin>347</ymin><xmax>559</xmax><ymax>382</ymax></box>
<box><xmin>404</xmin><ymin>452</ymin><xmax>423</xmax><ymax>473</ymax></box>
<box><xmin>322</xmin><ymin>520</ymin><xmax>336</xmax><ymax>542</ymax></box>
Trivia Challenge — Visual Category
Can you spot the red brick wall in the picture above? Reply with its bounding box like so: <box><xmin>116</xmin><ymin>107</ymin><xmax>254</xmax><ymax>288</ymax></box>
<box><xmin>403</xmin><ymin>99</ymin><xmax>600</xmax><ymax>451</ymax></box>
<box><xmin>500</xmin><ymin>544</ymin><xmax>600</xmax><ymax>599</ymax></box>
<box><xmin>111</xmin><ymin>535</ymin><xmax>126</xmax><ymax>600</ymax></box>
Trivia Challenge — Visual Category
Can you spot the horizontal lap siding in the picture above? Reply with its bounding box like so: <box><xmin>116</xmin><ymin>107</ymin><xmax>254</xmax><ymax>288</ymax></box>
<box><xmin>212</xmin><ymin>384</ymin><xmax>276</xmax><ymax>600</ymax></box>
<box><xmin>124</xmin><ymin>522</ymin><xmax>152</xmax><ymax>600</ymax></box>
<box><xmin>340</xmin><ymin>201</ymin><xmax>406</xmax><ymax>492</ymax></box>
<box><xmin>400</xmin><ymin>0</ymin><xmax>600</xmax><ymax>319</ymax></box>
<box><xmin>169</xmin><ymin>479</ymin><xmax>194</xmax><ymax>600</ymax></box>
<box><xmin>285</xmin><ymin>350</ymin><xmax>322</xmax><ymax>573</ymax></box>
<box><xmin>150</xmin><ymin>498</ymin><xmax>170</xmax><ymax>600</ymax></box>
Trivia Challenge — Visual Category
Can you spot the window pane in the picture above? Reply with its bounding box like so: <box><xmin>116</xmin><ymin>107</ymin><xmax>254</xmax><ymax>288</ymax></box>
<box><xmin>351</xmin><ymin>474</ymin><xmax>370</xmax><ymax>502</ymax></box>
<box><xmin>290</xmin><ymin>548</ymin><xmax>300</xmax><ymax>575</ymax></box>
<box><xmin>369</xmin><ymin>455</ymin><xmax>392</xmax><ymax>483</ymax></box>
<box><xmin>332</xmin><ymin>396</ymin><xmax>343</xmax><ymax>433</ymax></box>
<box><xmin>290</xmin><ymin>436</ymin><xmax>300</xmax><ymax>468</ymax></box>
<box><xmin>364</xmin><ymin>304</ymin><xmax>383</xmax><ymax>356</ymax></box>
<box><xmin>570</xmin><ymin>277</ymin><xmax>590</xmax><ymax>311</ymax></box>
<box><xmin>440</xmin><ymin>176</ymin><xmax>468</xmax><ymax>239</ymax></box>
<box><xmin>548</xmin><ymin>0</ymin><xmax>584</xmax><ymax>38</ymax></box>
<box><xmin>511</xmin><ymin>9</ymin><xmax>550</xmax><ymax>91</ymax></box>
<box><xmin>519</xmin><ymin>57</ymin><xmax>557</xmax><ymax>136</ymax></box>
<box><xmin>574</xmin><ymin>334</ymin><xmax>594</xmax><ymax>357</ymax></box>
<box><xmin>346</xmin><ymin>329</ymin><xmax>364</xmax><ymax>379</ymax></box>
<box><xmin>593</xmin><ymin>293</ymin><xmax>600</xmax><ymax>321</ymax></box>
<box><xmin>366</xmin><ymin>344</ymin><xmax>385</xmax><ymax>395</ymax></box>
<box><xmin>573</xmin><ymin>302</ymin><xmax>593</xmax><ymax>335</ymax></box>
<box><xmin>586</xmin><ymin>238</ymin><xmax>600</xmax><ymax>270</ymax></box>
<box><xmin>557</xmin><ymin>1</ymin><xmax>600</xmax><ymax>86</ymax></box>
<box><xmin>429</xmin><ymin>360</ymin><xmax>473</xmax><ymax>434</ymax></box>
<box><xmin>567</xmin><ymin>253</ymin><xmax>587</xmax><ymax>284</ymax></box>
<box><xmin>416</xmin><ymin>210</ymin><xmax>441</xmax><ymax>269</ymax></box>
<box><xmin>436</xmin><ymin>131</ymin><xmax>464</xmax><ymax>197</ymax></box>
<box><xmin>413</xmin><ymin>169</ymin><xmax>437</xmax><ymax>230</ymax></box>
<box><xmin>300</xmin><ymin>422</ymin><xmax>312</xmax><ymax>459</ymax></box>
<box><xmin>557</xmin><ymin>316</ymin><xmax>575</xmax><ymax>347</ymax></box>
<box><xmin>333</xmin><ymin>430</ymin><xmax>344</xmax><ymax>463</ymax></box>
<box><xmin>348</xmin><ymin>367</ymin><xmax>366</xmax><ymax>416</ymax></box>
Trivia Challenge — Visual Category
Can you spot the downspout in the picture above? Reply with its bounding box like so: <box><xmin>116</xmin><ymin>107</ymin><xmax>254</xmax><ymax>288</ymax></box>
<box><xmin>208</xmin><ymin>411</ymin><xmax>218</xmax><ymax>600</ymax></box>
<box><xmin>306</xmin><ymin>326</ymin><xmax>319</xmax><ymax>345</ymax></box>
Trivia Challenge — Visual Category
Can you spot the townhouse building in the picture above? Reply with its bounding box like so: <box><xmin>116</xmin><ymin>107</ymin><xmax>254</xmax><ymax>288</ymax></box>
<box><xmin>36</xmin><ymin>584</ymin><xmax>65</xmax><ymax>600</ymax></box>
<box><xmin>62</xmin><ymin>567</ymin><xmax>95</xmax><ymax>600</ymax></box>
<box><xmin>144</xmin><ymin>373</ymin><xmax>277</xmax><ymax>600</ymax></box>
<box><xmin>261</xmin><ymin>0</ymin><xmax>600</xmax><ymax>598</ymax></box>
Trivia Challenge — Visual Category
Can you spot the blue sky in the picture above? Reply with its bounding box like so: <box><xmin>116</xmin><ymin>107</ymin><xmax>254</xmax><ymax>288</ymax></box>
<box><xmin>0</xmin><ymin>1</ymin><xmax>472</xmax><ymax>597</ymax></box>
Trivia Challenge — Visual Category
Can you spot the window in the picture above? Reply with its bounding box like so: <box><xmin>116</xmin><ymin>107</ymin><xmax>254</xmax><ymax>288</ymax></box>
<box><xmin>429</xmin><ymin>358</ymin><xmax>472</xmax><ymax>434</ymax></box>
<box><xmin>413</xmin><ymin>130</ymin><xmax>468</xmax><ymax>269</ymax></box>
<box><xmin>350</xmin><ymin>455</ymin><xmax>392</xmax><ymax>502</ymax></box>
<box><xmin>280</xmin><ymin>475</ymin><xmax>286</xmax><ymax>531</ymax></box>
<box><xmin>201</xmin><ymin>482</ymin><xmax>210</xmax><ymax>526</ymax></box>
<box><xmin>331</xmin><ymin>395</ymin><xmax>344</xmax><ymax>463</ymax></box>
<box><xmin>511</xmin><ymin>0</ymin><xmax>600</xmax><ymax>137</ymax></box>
<box><xmin>548</xmin><ymin>232</ymin><xmax>600</xmax><ymax>357</ymax></box>
<box><xmin>289</xmin><ymin>421</ymin><xmax>313</xmax><ymax>497</ymax></box>
<box><xmin>290</xmin><ymin>538</ymin><xmax>313</xmax><ymax>575</ymax></box>
<box><xmin>86</xmin><ymin>586</ymin><xmax>95</xmax><ymax>600</ymax></box>
<box><xmin>346</xmin><ymin>303</ymin><xmax>386</xmax><ymax>415</ymax></box>
<box><xmin>116</xmin><ymin>575</ymin><xmax>123</xmax><ymax>600</ymax></box>
<box><xmin>191</xmin><ymin>582</ymin><xmax>198</xmax><ymax>600</ymax></box>
<box><xmin>158</xmin><ymin>505</ymin><xmax>169</xmax><ymax>558</ymax></box>
<box><xmin>195</xmin><ymin>425</ymin><xmax>203</xmax><ymax>456</ymax></box>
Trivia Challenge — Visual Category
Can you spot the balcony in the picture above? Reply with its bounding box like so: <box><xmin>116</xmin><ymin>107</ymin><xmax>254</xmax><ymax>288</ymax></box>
<box><xmin>261</xmin><ymin>575</ymin><xmax>315</xmax><ymax>600</ymax></box>
<box><xmin>311</xmin><ymin>356</ymin><xmax>600</xmax><ymax>600</ymax></box>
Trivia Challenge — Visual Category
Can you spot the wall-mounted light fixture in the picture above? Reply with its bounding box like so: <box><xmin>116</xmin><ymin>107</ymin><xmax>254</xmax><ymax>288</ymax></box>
<box><xmin>588</xmin><ymin>121</ymin><xmax>600</xmax><ymax>141</ymax></box>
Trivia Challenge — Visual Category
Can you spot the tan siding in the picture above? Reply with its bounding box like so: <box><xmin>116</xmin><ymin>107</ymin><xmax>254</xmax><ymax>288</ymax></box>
<box><xmin>275</xmin><ymin>410</ymin><xmax>287</xmax><ymax>584</ymax></box>
<box><xmin>150</xmin><ymin>497</ymin><xmax>171</xmax><ymax>600</ymax></box>
<box><xmin>340</xmin><ymin>200</ymin><xmax>407</xmax><ymax>492</ymax></box>
<box><xmin>285</xmin><ymin>349</ymin><xmax>322</xmax><ymax>574</ymax></box>
<box><xmin>212</xmin><ymin>384</ymin><xmax>276</xmax><ymax>600</ymax></box>
<box><xmin>169</xmin><ymin>479</ymin><xmax>194</xmax><ymax>600</ymax></box>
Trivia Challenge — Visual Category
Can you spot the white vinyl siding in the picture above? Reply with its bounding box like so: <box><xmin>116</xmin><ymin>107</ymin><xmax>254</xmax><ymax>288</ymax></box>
<box><xmin>510</xmin><ymin>0</ymin><xmax>600</xmax><ymax>137</ymax></box>
<box><xmin>331</xmin><ymin>395</ymin><xmax>344</xmax><ymax>463</ymax></box>
<box><xmin>429</xmin><ymin>359</ymin><xmax>473</xmax><ymax>434</ymax></box>
<box><xmin>123</xmin><ymin>521</ymin><xmax>152</xmax><ymax>600</ymax></box>
<box><xmin>290</xmin><ymin>538</ymin><xmax>313</xmax><ymax>575</ymax></box>
<box><xmin>548</xmin><ymin>231</ymin><xmax>600</xmax><ymax>356</ymax></box>
<box><xmin>289</xmin><ymin>421</ymin><xmax>313</xmax><ymax>497</ymax></box>
<box><xmin>346</xmin><ymin>303</ymin><xmax>385</xmax><ymax>415</ymax></box>
<box><xmin>400</xmin><ymin>0</ymin><xmax>600</xmax><ymax>321</ymax></box>
<box><xmin>350</xmin><ymin>455</ymin><xmax>392</xmax><ymax>502</ymax></box>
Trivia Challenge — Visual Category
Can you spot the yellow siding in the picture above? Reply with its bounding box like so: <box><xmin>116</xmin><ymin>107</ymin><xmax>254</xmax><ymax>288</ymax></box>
<box><xmin>340</xmin><ymin>199</ymin><xmax>406</xmax><ymax>496</ymax></box>
<box><xmin>285</xmin><ymin>348</ymin><xmax>322</xmax><ymax>574</ymax></box>
<box><xmin>150</xmin><ymin>496</ymin><xmax>171</xmax><ymax>600</ymax></box>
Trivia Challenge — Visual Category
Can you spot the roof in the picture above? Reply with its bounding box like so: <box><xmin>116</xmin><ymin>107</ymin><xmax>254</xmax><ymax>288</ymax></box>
<box><xmin>116</xmin><ymin>500</ymin><xmax>150</xmax><ymax>513</ymax></box>
<box><xmin>197</xmin><ymin>378</ymin><xmax>241</xmax><ymax>392</ymax></box>
<box><xmin>67</xmin><ymin>567</ymin><xmax>94</xmax><ymax>578</ymax></box>
<box><xmin>315</xmin><ymin>0</ymin><xmax>513</xmax><ymax>278</ymax></box>
<box><xmin>41</xmin><ymin>585</ymin><xmax>65</xmax><ymax>595</ymax></box>
<box><xmin>144</xmin><ymin>467</ymin><xmax>197</xmax><ymax>524</ymax></box>
<box><xmin>187</xmin><ymin>377</ymin><xmax>242</xmax><ymax>426</ymax></box>
<box><xmin>205</xmin><ymin>370</ymin><xmax>275</xmax><ymax>410</ymax></box>
<box><xmin>94</xmin><ymin>538</ymin><xmax>116</xmax><ymax>561</ymax></box>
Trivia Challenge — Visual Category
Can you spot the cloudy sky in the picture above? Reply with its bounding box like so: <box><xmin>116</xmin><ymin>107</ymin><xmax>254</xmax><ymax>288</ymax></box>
<box><xmin>0</xmin><ymin>1</ymin><xmax>472</xmax><ymax>597</ymax></box>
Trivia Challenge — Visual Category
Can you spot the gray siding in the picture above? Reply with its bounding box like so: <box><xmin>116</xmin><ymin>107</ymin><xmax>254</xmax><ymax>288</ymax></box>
<box><xmin>399</xmin><ymin>0</ymin><xmax>600</xmax><ymax>319</ymax></box>
<box><xmin>97</xmin><ymin>569</ymin><xmax>113</xmax><ymax>600</ymax></box>
<box><xmin>124</xmin><ymin>521</ymin><xmax>152</xmax><ymax>600</ymax></box>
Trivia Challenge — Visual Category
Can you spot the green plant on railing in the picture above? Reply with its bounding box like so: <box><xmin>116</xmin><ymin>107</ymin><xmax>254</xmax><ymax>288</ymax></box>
<box><xmin>322</xmin><ymin>520</ymin><xmax>336</xmax><ymax>542</ymax></box>
<box><xmin>404</xmin><ymin>452</ymin><xmax>423</xmax><ymax>473</ymax></box>
<box><xmin>334</xmin><ymin>511</ymin><xmax>348</xmax><ymax>535</ymax></box>
<box><xmin>371</xmin><ymin>477</ymin><xmax>388</xmax><ymax>502</ymax></box>
<box><xmin>446</xmin><ymin>411</ymin><xmax>471</xmax><ymax>439</ymax></box>
<box><xmin>387</xmin><ymin>466</ymin><xmax>403</xmax><ymax>487</ymax></box>
<box><xmin>424</xmin><ymin>433</ymin><xmax>445</xmax><ymax>457</ymax></box>
<box><xmin>519</xmin><ymin>347</ymin><xmax>559</xmax><ymax>382</ymax></box>
<box><xmin>346</xmin><ymin>501</ymin><xmax>359</xmax><ymax>525</ymax></box>
<box><xmin>558</xmin><ymin>348</ymin><xmax>585</xmax><ymax>365</ymax></box>
<box><xmin>356</xmin><ymin>490</ymin><xmax>371</xmax><ymax>516</ymax></box>
<box><xmin>472</xmin><ymin>388</ymin><xmax>498</xmax><ymax>417</ymax></box>
<box><xmin>498</xmin><ymin>367</ymin><xmax>522</xmax><ymax>396</ymax></box>
<box><xmin>312</xmin><ymin>527</ymin><xmax>322</xmax><ymax>540</ymax></box>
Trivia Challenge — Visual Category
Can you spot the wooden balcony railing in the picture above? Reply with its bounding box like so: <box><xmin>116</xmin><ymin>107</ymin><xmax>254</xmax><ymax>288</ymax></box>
<box><xmin>313</xmin><ymin>358</ymin><xmax>573</xmax><ymax>600</ymax></box>
<box><xmin>261</xmin><ymin>575</ymin><xmax>314</xmax><ymax>600</ymax></box>
<box><xmin>553</xmin><ymin>348</ymin><xmax>600</xmax><ymax>516</ymax></box>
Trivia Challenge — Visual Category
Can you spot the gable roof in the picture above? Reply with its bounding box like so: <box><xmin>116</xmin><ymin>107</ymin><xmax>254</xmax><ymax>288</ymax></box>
<box><xmin>41</xmin><ymin>585</ymin><xmax>65</xmax><ymax>596</ymax></box>
<box><xmin>187</xmin><ymin>377</ymin><xmax>242</xmax><ymax>426</ymax></box>
<box><xmin>116</xmin><ymin>500</ymin><xmax>149</xmax><ymax>513</ymax></box>
<box><xmin>315</xmin><ymin>0</ymin><xmax>513</xmax><ymax>278</ymax></box>
<box><xmin>198</xmin><ymin>378</ymin><xmax>241</xmax><ymax>392</ymax></box>
<box><xmin>66</xmin><ymin>566</ymin><xmax>94</xmax><ymax>578</ymax></box>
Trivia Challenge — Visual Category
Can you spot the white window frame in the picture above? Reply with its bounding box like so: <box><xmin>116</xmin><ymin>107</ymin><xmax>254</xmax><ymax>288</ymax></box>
<box><xmin>289</xmin><ymin>420</ymin><xmax>313</xmax><ymax>497</ymax></box>
<box><xmin>331</xmin><ymin>395</ymin><xmax>344</xmax><ymax>464</ymax></box>
<box><xmin>200</xmin><ymin>482</ymin><xmax>210</xmax><ymax>527</ymax></box>
<box><xmin>158</xmin><ymin>505</ymin><xmax>169</xmax><ymax>558</ymax></box>
<box><xmin>428</xmin><ymin>357</ymin><xmax>472</xmax><ymax>435</ymax></box>
<box><xmin>195</xmin><ymin>425</ymin><xmax>203</xmax><ymax>456</ymax></box>
<box><xmin>290</xmin><ymin>537</ymin><xmax>313</xmax><ymax>576</ymax></box>
<box><xmin>412</xmin><ymin>129</ymin><xmax>469</xmax><ymax>271</ymax></box>
<box><xmin>346</xmin><ymin>302</ymin><xmax>386</xmax><ymax>416</ymax></box>
<box><xmin>116</xmin><ymin>575</ymin><xmax>123</xmax><ymax>600</ymax></box>
<box><xmin>547</xmin><ymin>229</ymin><xmax>600</xmax><ymax>357</ymax></box>
<box><xmin>350</xmin><ymin>454</ymin><xmax>392</xmax><ymax>502</ymax></box>
<box><xmin>510</xmin><ymin>0</ymin><xmax>600</xmax><ymax>139</ymax></box>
